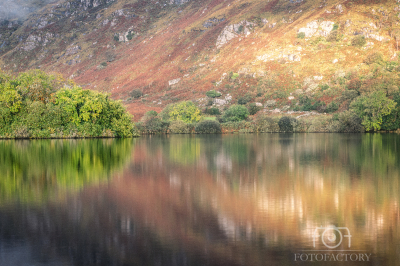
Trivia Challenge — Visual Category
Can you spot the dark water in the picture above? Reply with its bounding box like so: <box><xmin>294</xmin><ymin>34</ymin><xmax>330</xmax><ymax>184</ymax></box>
<box><xmin>0</xmin><ymin>134</ymin><xmax>399</xmax><ymax>265</ymax></box>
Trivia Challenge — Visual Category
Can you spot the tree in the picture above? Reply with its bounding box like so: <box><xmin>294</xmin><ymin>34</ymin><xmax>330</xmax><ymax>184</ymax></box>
<box><xmin>169</xmin><ymin>101</ymin><xmax>202</xmax><ymax>123</ymax></box>
<box><xmin>223</xmin><ymin>105</ymin><xmax>249</xmax><ymax>122</ymax></box>
<box><xmin>350</xmin><ymin>91</ymin><xmax>396</xmax><ymax>131</ymax></box>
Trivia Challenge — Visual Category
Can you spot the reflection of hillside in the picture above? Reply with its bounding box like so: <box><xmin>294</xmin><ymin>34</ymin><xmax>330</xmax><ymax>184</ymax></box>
<box><xmin>1</xmin><ymin>134</ymin><xmax>399</xmax><ymax>265</ymax></box>
<box><xmin>113</xmin><ymin>134</ymin><xmax>399</xmax><ymax>263</ymax></box>
<box><xmin>0</xmin><ymin>138</ymin><xmax>134</xmax><ymax>203</ymax></box>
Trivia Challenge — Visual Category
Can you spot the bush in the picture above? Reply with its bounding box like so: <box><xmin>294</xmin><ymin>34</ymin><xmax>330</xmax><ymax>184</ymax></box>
<box><xmin>169</xmin><ymin>120</ymin><xmax>191</xmax><ymax>134</ymax></box>
<box><xmin>144</xmin><ymin>117</ymin><xmax>169</xmax><ymax>134</ymax></box>
<box><xmin>297</xmin><ymin>32</ymin><xmax>305</xmax><ymax>39</ymax></box>
<box><xmin>127</xmin><ymin>31</ymin><xmax>135</xmax><ymax>40</ymax></box>
<box><xmin>334</xmin><ymin>111</ymin><xmax>363</xmax><ymax>132</ymax></box>
<box><xmin>204</xmin><ymin>107</ymin><xmax>221</xmax><ymax>115</ymax></box>
<box><xmin>223</xmin><ymin>105</ymin><xmax>249</xmax><ymax>122</ymax></box>
<box><xmin>206</xmin><ymin>90</ymin><xmax>222</xmax><ymax>98</ymax></box>
<box><xmin>237</xmin><ymin>94</ymin><xmax>252</xmax><ymax>105</ymax></box>
<box><xmin>255</xmin><ymin>115</ymin><xmax>279</xmax><ymax>132</ymax></box>
<box><xmin>278</xmin><ymin>116</ymin><xmax>296</xmax><ymax>132</ymax></box>
<box><xmin>195</xmin><ymin>120</ymin><xmax>222</xmax><ymax>134</ymax></box>
<box><xmin>340</xmin><ymin>90</ymin><xmax>359</xmax><ymax>102</ymax></box>
<box><xmin>364</xmin><ymin>52</ymin><xmax>383</xmax><ymax>65</ymax></box>
<box><xmin>351</xmin><ymin>35</ymin><xmax>366</xmax><ymax>47</ymax></box>
<box><xmin>231</xmin><ymin>73</ymin><xmax>239</xmax><ymax>80</ymax></box>
<box><xmin>130</xmin><ymin>89</ymin><xmax>143</xmax><ymax>99</ymax></box>
<box><xmin>248</xmin><ymin>103</ymin><xmax>261</xmax><ymax>115</ymax></box>
<box><xmin>325</xmin><ymin>102</ymin><xmax>339</xmax><ymax>113</ymax></box>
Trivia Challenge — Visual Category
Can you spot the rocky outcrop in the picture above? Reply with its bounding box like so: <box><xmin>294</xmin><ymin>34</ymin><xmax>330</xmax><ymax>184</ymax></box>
<box><xmin>216</xmin><ymin>21</ymin><xmax>254</xmax><ymax>48</ymax></box>
<box><xmin>298</xmin><ymin>20</ymin><xmax>334</xmax><ymax>38</ymax></box>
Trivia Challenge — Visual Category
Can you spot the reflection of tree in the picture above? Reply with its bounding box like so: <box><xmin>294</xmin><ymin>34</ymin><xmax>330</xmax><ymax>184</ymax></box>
<box><xmin>0</xmin><ymin>138</ymin><xmax>133</xmax><ymax>202</ymax></box>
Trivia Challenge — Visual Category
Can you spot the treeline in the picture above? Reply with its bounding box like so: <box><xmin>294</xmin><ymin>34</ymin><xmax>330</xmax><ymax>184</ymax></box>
<box><xmin>136</xmin><ymin>93</ymin><xmax>400</xmax><ymax>134</ymax></box>
<box><xmin>0</xmin><ymin>70</ymin><xmax>138</xmax><ymax>138</ymax></box>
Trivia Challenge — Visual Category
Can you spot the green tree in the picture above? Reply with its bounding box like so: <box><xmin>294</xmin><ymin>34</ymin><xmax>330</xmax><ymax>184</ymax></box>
<box><xmin>350</xmin><ymin>91</ymin><xmax>396</xmax><ymax>131</ymax></box>
<box><xmin>169</xmin><ymin>101</ymin><xmax>202</xmax><ymax>123</ymax></box>
<box><xmin>223</xmin><ymin>105</ymin><xmax>249</xmax><ymax>122</ymax></box>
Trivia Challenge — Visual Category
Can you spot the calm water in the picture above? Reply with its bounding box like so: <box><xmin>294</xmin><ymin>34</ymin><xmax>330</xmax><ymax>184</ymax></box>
<box><xmin>0</xmin><ymin>134</ymin><xmax>399</xmax><ymax>265</ymax></box>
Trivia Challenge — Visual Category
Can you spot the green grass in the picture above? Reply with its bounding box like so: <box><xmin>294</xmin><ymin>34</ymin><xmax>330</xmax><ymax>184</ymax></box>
<box><xmin>203</xmin><ymin>116</ymin><xmax>217</xmax><ymax>121</ymax></box>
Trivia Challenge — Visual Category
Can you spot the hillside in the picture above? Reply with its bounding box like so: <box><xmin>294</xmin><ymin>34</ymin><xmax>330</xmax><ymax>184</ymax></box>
<box><xmin>1</xmin><ymin>0</ymin><xmax>400</xmax><ymax>120</ymax></box>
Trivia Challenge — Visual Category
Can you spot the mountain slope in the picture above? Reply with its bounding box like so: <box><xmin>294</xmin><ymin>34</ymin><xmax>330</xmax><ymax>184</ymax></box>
<box><xmin>1</xmin><ymin>0</ymin><xmax>399</xmax><ymax>119</ymax></box>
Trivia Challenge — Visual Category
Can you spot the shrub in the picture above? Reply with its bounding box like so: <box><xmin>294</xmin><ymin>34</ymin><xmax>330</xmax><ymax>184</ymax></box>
<box><xmin>206</xmin><ymin>90</ymin><xmax>222</xmax><ymax>98</ymax></box>
<box><xmin>248</xmin><ymin>103</ymin><xmax>261</xmax><ymax>115</ymax></box>
<box><xmin>144</xmin><ymin>117</ymin><xmax>169</xmax><ymax>134</ymax></box>
<box><xmin>325</xmin><ymin>101</ymin><xmax>339</xmax><ymax>113</ymax></box>
<box><xmin>297</xmin><ymin>32</ymin><xmax>305</xmax><ymax>39</ymax></box>
<box><xmin>340</xmin><ymin>90</ymin><xmax>359</xmax><ymax>102</ymax></box>
<box><xmin>127</xmin><ymin>31</ymin><xmax>135</xmax><ymax>40</ymax></box>
<box><xmin>169</xmin><ymin>120</ymin><xmax>191</xmax><ymax>134</ymax></box>
<box><xmin>255</xmin><ymin>115</ymin><xmax>279</xmax><ymax>132</ymax></box>
<box><xmin>334</xmin><ymin>111</ymin><xmax>363</xmax><ymax>132</ymax></box>
<box><xmin>195</xmin><ymin>120</ymin><xmax>222</xmax><ymax>134</ymax></box>
<box><xmin>145</xmin><ymin>110</ymin><xmax>158</xmax><ymax>117</ymax></box>
<box><xmin>237</xmin><ymin>94</ymin><xmax>252</xmax><ymax>105</ymax></box>
<box><xmin>351</xmin><ymin>35</ymin><xmax>366</xmax><ymax>47</ymax></box>
<box><xmin>130</xmin><ymin>89</ymin><xmax>143</xmax><ymax>99</ymax></box>
<box><xmin>278</xmin><ymin>116</ymin><xmax>296</xmax><ymax>132</ymax></box>
<box><xmin>223</xmin><ymin>105</ymin><xmax>249</xmax><ymax>122</ymax></box>
<box><xmin>204</xmin><ymin>107</ymin><xmax>221</xmax><ymax>115</ymax></box>
<box><xmin>364</xmin><ymin>52</ymin><xmax>383</xmax><ymax>65</ymax></box>
<box><xmin>231</xmin><ymin>73</ymin><xmax>239</xmax><ymax>80</ymax></box>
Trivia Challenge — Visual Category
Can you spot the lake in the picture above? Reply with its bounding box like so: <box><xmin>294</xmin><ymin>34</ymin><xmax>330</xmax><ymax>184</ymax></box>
<box><xmin>0</xmin><ymin>134</ymin><xmax>399</xmax><ymax>265</ymax></box>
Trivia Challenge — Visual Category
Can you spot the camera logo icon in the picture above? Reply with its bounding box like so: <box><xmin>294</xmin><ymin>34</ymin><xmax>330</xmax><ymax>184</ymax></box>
<box><xmin>312</xmin><ymin>226</ymin><xmax>352</xmax><ymax>249</ymax></box>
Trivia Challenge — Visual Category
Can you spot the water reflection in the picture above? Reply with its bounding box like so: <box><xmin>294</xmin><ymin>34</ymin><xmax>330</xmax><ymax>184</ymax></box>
<box><xmin>1</xmin><ymin>134</ymin><xmax>400</xmax><ymax>265</ymax></box>
<box><xmin>0</xmin><ymin>138</ymin><xmax>134</xmax><ymax>202</ymax></box>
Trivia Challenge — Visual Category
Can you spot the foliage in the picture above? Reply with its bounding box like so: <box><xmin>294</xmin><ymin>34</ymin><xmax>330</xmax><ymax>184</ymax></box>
<box><xmin>381</xmin><ymin>92</ymin><xmax>400</xmax><ymax>130</ymax></box>
<box><xmin>351</xmin><ymin>35</ymin><xmax>366</xmax><ymax>47</ymax></box>
<box><xmin>297</xmin><ymin>32</ymin><xmax>305</xmax><ymax>39</ymax></box>
<box><xmin>255</xmin><ymin>115</ymin><xmax>279</xmax><ymax>132</ymax></box>
<box><xmin>231</xmin><ymin>73</ymin><xmax>239</xmax><ymax>80</ymax></box>
<box><xmin>169</xmin><ymin>101</ymin><xmax>202</xmax><ymax>123</ymax></box>
<box><xmin>364</xmin><ymin>52</ymin><xmax>383</xmax><ymax>65</ymax></box>
<box><xmin>143</xmin><ymin>117</ymin><xmax>169</xmax><ymax>134</ymax></box>
<box><xmin>195</xmin><ymin>120</ymin><xmax>222</xmax><ymax>134</ymax></box>
<box><xmin>294</xmin><ymin>95</ymin><xmax>324</xmax><ymax>111</ymax></box>
<box><xmin>127</xmin><ymin>31</ymin><xmax>135</xmax><ymax>40</ymax></box>
<box><xmin>0</xmin><ymin>70</ymin><xmax>138</xmax><ymax>138</ymax></box>
<box><xmin>145</xmin><ymin>110</ymin><xmax>158</xmax><ymax>118</ymax></box>
<box><xmin>248</xmin><ymin>103</ymin><xmax>261</xmax><ymax>115</ymax></box>
<box><xmin>169</xmin><ymin>120</ymin><xmax>192</xmax><ymax>134</ymax></box>
<box><xmin>237</xmin><ymin>93</ymin><xmax>252</xmax><ymax>105</ymax></box>
<box><xmin>331</xmin><ymin>111</ymin><xmax>363</xmax><ymax>132</ymax></box>
<box><xmin>325</xmin><ymin>101</ymin><xmax>339</xmax><ymax>113</ymax></box>
<box><xmin>278</xmin><ymin>116</ymin><xmax>296</xmax><ymax>132</ymax></box>
<box><xmin>203</xmin><ymin>107</ymin><xmax>221</xmax><ymax>115</ymax></box>
<box><xmin>206</xmin><ymin>90</ymin><xmax>222</xmax><ymax>98</ymax></box>
<box><xmin>350</xmin><ymin>91</ymin><xmax>396</xmax><ymax>131</ymax></box>
<box><xmin>130</xmin><ymin>89</ymin><xmax>143</xmax><ymax>99</ymax></box>
<box><xmin>222</xmin><ymin>104</ymin><xmax>249</xmax><ymax>122</ymax></box>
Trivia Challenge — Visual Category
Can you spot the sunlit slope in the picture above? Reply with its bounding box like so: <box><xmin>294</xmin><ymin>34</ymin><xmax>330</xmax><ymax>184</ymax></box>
<box><xmin>0</xmin><ymin>0</ymin><xmax>399</xmax><ymax>119</ymax></box>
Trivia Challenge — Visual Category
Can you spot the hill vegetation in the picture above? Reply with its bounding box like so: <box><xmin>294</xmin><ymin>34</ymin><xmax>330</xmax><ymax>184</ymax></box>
<box><xmin>1</xmin><ymin>0</ymin><xmax>400</xmax><ymax>131</ymax></box>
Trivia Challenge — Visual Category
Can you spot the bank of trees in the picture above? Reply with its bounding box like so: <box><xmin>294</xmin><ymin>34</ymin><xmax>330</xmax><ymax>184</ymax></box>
<box><xmin>0</xmin><ymin>70</ymin><xmax>138</xmax><ymax>138</ymax></box>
